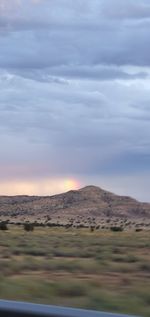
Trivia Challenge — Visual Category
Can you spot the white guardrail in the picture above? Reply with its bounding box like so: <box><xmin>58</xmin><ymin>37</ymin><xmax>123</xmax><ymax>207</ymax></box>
<box><xmin>0</xmin><ymin>300</ymin><xmax>139</xmax><ymax>317</ymax></box>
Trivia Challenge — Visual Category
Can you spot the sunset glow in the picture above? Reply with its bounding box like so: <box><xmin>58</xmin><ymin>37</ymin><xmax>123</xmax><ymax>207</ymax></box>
<box><xmin>0</xmin><ymin>178</ymin><xmax>81</xmax><ymax>196</ymax></box>
<box><xmin>63</xmin><ymin>179</ymin><xmax>80</xmax><ymax>192</ymax></box>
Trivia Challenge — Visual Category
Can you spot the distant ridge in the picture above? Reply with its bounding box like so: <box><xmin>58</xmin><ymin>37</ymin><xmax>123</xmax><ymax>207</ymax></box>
<box><xmin>0</xmin><ymin>185</ymin><xmax>150</xmax><ymax>222</ymax></box>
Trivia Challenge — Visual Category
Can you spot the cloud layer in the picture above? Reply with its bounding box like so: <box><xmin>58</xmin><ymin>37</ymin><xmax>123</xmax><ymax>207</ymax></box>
<box><xmin>0</xmin><ymin>0</ymin><xmax>150</xmax><ymax>200</ymax></box>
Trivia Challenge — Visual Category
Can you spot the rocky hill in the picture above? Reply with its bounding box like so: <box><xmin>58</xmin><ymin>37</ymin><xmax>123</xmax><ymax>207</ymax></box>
<box><xmin>0</xmin><ymin>186</ymin><xmax>150</xmax><ymax>224</ymax></box>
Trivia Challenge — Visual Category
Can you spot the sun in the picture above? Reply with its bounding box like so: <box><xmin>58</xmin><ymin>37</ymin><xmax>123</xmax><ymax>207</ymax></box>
<box><xmin>63</xmin><ymin>179</ymin><xmax>80</xmax><ymax>192</ymax></box>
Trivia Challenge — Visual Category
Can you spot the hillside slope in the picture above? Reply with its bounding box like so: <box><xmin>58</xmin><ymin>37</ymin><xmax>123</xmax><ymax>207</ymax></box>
<box><xmin>0</xmin><ymin>185</ymin><xmax>150</xmax><ymax>222</ymax></box>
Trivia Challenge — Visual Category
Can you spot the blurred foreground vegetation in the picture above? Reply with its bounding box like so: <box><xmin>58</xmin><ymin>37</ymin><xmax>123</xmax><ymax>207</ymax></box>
<box><xmin>0</xmin><ymin>226</ymin><xmax>149</xmax><ymax>316</ymax></box>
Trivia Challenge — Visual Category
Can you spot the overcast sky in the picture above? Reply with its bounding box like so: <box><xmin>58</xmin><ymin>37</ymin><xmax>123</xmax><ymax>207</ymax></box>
<box><xmin>0</xmin><ymin>0</ymin><xmax>150</xmax><ymax>200</ymax></box>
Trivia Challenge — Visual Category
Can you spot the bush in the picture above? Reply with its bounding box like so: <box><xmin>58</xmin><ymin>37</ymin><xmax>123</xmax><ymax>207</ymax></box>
<box><xmin>110</xmin><ymin>226</ymin><xmax>124</xmax><ymax>232</ymax></box>
<box><xmin>139</xmin><ymin>263</ymin><xmax>150</xmax><ymax>272</ymax></box>
<box><xmin>90</xmin><ymin>226</ymin><xmax>95</xmax><ymax>232</ymax></box>
<box><xmin>0</xmin><ymin>222</ymin><xmax>8</xmax><ymax>230</ymax></box>
<box><xmin>23</xmin><ymin>223</ymin><xmax>34</xmax><ymax>232</ymax></box>
<box><xmin>55</xmin><ymin>281</ymin><xmax>87</xmax><ymax>297</ymax></box>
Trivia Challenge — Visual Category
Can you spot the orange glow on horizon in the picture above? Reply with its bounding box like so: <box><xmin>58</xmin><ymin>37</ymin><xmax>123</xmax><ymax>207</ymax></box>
<box><xmin>63</xmin><ymin>179</ymin><xmax>80</xmax><ymax>192</ymax></box>
<box><xmin>0</xmin><ymin>178</ymin><xmax>81</xmax><ymax>196</ymax></box>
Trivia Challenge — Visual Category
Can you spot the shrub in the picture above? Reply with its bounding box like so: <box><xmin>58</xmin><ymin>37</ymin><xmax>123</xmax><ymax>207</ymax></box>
<box><xmin>55</xmin><ymin>281</ymin><xmax>87</xmax><ymax>297</ymax></box>
<box><xmin>65</xmin><ymin>223</ymin><xmax>72</xmax><ymax>229</ymax></box>
<box><xmin>23</xmin><ymin>223</ymin><xmax>34</xmax><ymax>232</ymax></box>
<box><xmin>0</xmin><ymin>222</ymin><xmax>8</xmax><ymax>230</ymax></box>
<box><xmin>90</xmin><ymin>226</ymin><xmax>95</xmax><ymax>232</ymax></box>
<box><xmin>110</xmin><ymin>226</ymin><xmax>124</xmax><ymax>232</ymax></box>
<box><xmin>139</xmin><ymin>263</ymin><xmax>150</xmax><ymax>272</ymax></box>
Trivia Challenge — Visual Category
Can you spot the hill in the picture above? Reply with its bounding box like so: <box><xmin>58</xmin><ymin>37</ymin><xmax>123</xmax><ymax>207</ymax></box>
<box><xmin>0</xmin><ymin>186</ymin><xmax>150</xmax><ymax>226</ymax></box>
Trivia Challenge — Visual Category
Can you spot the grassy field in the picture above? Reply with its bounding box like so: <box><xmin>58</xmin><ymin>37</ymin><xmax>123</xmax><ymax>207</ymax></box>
<box><xmin>0</xmin><ymin>226</ymin><xmax>149</xmax><ymax>316</ymax></box>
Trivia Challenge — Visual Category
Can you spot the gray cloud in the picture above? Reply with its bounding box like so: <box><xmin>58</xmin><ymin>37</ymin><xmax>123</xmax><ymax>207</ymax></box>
<box><xmin>0</xmin><ymin>0</ymin><xmax>150</xmax><ymax>69</ymax></box>
<box><xmin>101</xmin><ymin>0</ymin><xmax>150</xmax><ymax>20</ymax></box>
<box><xmin>0</xmin><ymin>0</ymin><xmax>150</xmax><ymax>199</ymax></box>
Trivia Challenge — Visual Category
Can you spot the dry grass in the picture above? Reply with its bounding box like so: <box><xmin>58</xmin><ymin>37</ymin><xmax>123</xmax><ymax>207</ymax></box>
<box><xmin>0</xmin><ymin>226</ymin><xmax>149</xmax><ymax>316</ymax></box>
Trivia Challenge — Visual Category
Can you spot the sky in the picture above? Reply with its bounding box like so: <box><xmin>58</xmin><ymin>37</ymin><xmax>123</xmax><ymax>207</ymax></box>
<box><xmin>0</xmin><ymin>0</ymin><xmax>150</xmax><ymax>201</ymax></box>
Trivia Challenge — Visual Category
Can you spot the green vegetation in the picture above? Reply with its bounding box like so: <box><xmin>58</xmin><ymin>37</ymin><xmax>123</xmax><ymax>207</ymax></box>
<box><xmin>0</xmin><ymin>226</ymin><xmax>149</xmax><ymax>316</ymax></box>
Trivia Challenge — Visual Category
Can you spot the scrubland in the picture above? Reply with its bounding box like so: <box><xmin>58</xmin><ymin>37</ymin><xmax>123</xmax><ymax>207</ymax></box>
<box><xmin>0</xmin><ymin>226</ymin><xmax>149</xmax><ymax>316</ymax></box>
